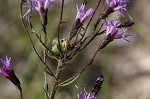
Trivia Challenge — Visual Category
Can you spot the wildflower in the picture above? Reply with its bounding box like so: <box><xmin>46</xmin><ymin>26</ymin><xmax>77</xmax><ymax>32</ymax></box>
<box><xmin>102</xmin><ymin>19</ymin><xmax>133</xmax><ymax>40</ymax></box>
<box><xmin>75</xmin><ymin>3</ymin><xmax>93</xmax><ymax>23</ymax></box>
<box><xmin>23</xmin><ymin>0</ymin><xmax>55</xmax><ymax>24</ymax></box>
<box><xmin>70</xmin><ymin>3</ymin><xmax>93</xmax><ymax>40</ymax></box>
<box><xmin>0</xmin><ymin>56</ymin><xmax>12</xmax><ymax>77</ymax></box>
<box><xmin>106</xmin><ymin>0</ymin><xmax>129</xmax><ymax>16</ymax></box>
<box><xmin>76</xmin><ymin>85</ymin><xmax>96</xmax><ymax>99</ymax></box>
<box><xmin>113</xmin><ymin>28</ymin><xmax>135</xmax><ymax>41</ymax></box>
<box><xmin>0</xmin><ymin>56</ymin><xmax>21</xmax><ymax>89</ymax></box>
<box><xmin>98</xmin><ymin>19</ymin><xmax>135</xmax><ymax>49</ymax></box>
<box><xmin>34</xmin><ymin>0</ymin><xmax>55</xmax><ymax>14</ymax></box>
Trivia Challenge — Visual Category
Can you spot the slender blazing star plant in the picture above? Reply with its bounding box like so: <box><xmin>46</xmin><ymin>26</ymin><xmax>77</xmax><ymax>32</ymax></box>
<box><xmin>0</xmin><ymin>0</ymin><xmax>137</xmax><ymax>99</ymax></box>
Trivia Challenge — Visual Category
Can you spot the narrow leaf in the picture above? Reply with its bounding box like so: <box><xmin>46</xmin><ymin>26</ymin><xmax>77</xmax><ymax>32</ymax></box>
<box><xmin>58</xmin><ymin>73</ymin><xmax>80</xmax><ymax>87</ymax></box>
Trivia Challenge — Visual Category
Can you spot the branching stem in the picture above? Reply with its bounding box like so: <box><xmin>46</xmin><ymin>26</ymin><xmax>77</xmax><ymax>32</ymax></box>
<box><xmin>49</xmin><ymin>60</ymin><xmax>64</xmax><ymax>99</ymax></box>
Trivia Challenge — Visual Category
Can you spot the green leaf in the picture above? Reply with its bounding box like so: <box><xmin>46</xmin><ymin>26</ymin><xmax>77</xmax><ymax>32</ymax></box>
<box><xmin>58</xmin><ymin>73</ymin><xmax>80</xmax><ymax>87</ymax></box>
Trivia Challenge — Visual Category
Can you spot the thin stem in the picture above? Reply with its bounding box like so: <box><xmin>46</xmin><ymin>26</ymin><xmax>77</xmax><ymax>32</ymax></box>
<box><xmin>80</xmin><ymin>46</ymin><xmax>100</xmax><ymax>74</ymax></box>
<box><xmin>85</xmin><ymin>0</ymin><xmax>102</xmax><ymax>31</ymax></box>
<box><xmin>49</xmin><ymin>60</ymin><xmax>64</xmax><ymax>99</ymax></box>
<box><xmin>57</xmin><ymin>0</ymin><xmax>65</xmax><ymax>54</ymax></box>
<box><xmin>42</xmin><ymin>23</ymin><xmax>49</xmax><ymax>95</ymax></box>
<box><xmin>18</xmin><ymin>86</ymin><xmax>23</xmax><ymax>99</ymax></box>
<box><xmin>81</xmin><ymin>24</ymin><xmax>104</xmax><ymax>50</ymax></box>
<box><xmin>35</xmin><ymin>33</ymin><xmax>51</xmax><ymax>51</ymax></box>
<box><xmin>27</xmin><ymin>7</ymin><xmax>51</xmax><ymax>53</ymax></box>
<box><xmin>79</xmin><ymin>36</ymin><xmax>113</xmax><ymax>74</ymax></box>
<box><xmin>20</xmin><ymin>0</ymin><xmax>56</xmax><ymax>79</ymax></box>
<box><xmin>59</xmin><ymin>38</ymin><xmax>108</xmax><ymax>86</ymax></box>
<box><xmin>94</xmin><ymin>6</ymin><xmax>113</xmax><ymax>30</ymax></box>
<box><xmin>71</xmin><ymin>0</ymin><xmax>102</xmax><ymax>51</ymax></box>
<box><xmin>73</xmin><ymin>0</ymin><xmax>102</xmax><ymax>48</ymax></box>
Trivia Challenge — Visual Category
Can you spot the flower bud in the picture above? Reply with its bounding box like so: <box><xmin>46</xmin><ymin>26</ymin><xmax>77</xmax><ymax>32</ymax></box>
<box><xmin>51</xmin><ymin>38</ymin><xmax>71</xmax><ymax>56</ymax></box>
<box><xmin>0</xmin><ymin>56</ymin><xmax>21</xmax><ymax>90</ymax></box>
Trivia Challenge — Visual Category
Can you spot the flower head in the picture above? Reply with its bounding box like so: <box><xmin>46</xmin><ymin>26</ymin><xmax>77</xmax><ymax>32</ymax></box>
<box><xmin>76</xmin><ymin>85</ymin><xmax>96</xmax><ymax>99</ymax></box>
<box><xmin>76</xmin><ymin>3</ymin><xmax>93</xmax><ymax>23</ymax></box>
<box><xmin>103</xmin><ymin>19</ymin><xmax>121</xmax><ymax>37</ymax></box>
<box><xmin>0</xmin><ymin>56</ymin><xmax>12</xmax><ymax>77</ymax></box>
<box><xmin>106</xmin><ymin>0</ymin><xmax>129</xmax><ymax>16</ymax></box>
<box><xmin>0</xmin><ymin>56</ymin><xmax>21</xmax><ymax>89</ymax></box>
<box><xmin>35</xmin><ymin>0</ymin><xmax>55</xmax><ymax>12</ymax></box>
<box><xmin>103</xmin><ymin>19</ymin><xmax>134</xmax><ymax>40</ymax></box>
<box><xmin>23</xmin><ymin>0</ymin><xmax>55</xmax><ymax>20</ymax></box>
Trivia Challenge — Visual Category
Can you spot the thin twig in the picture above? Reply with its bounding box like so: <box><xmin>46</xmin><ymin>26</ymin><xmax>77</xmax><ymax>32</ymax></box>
<box><xmin>19</xmin><ymin>86</ymin><xmax>23</xmax><ymax>99</ymax></box>
<box><xmin>57</xmin><ymin>0</ymin><xmax>65</xmax><ymax>55</ymax></box>
<box><xmin>49</xmin><ymin>60</ymin><xmax>64</xmax><ymax>99</ymax></box>
<box><xmin>42</xmin><ymin>19</ymin><xmax>49</xmax><ymax>97</ymax></box>
<box><xmin>19</xmin><ymin>0</ymin><xmax>56</xmax><ymax>79</ymax></box>
<box><xmin>81</xmin><ymin>24</ymin><xmax>104</xmax><ymax>50</ymax></box>
<box><xmin>85</xmin><ymin>0</ymin><xmax>102</xmax><ymax>32</ymax></box>
<box><xmin>59</xmin><ymin>38</ymin><xmax>106</xmax><ymax>86</ymax></box>
<box><xmin>74</xmin><ymin>0</ymin><xmax>102</xmax><ymax>48</ymax></box>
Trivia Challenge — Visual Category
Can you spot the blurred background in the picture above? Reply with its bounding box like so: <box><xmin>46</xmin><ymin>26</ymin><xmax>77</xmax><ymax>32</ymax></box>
<box><xmin>0</xmin><ymin>0</ymin><xmax>150</xmax><ymax>99</ymax></box>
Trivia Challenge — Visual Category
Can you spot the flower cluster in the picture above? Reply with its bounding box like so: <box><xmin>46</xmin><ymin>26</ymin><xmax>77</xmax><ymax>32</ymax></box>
<box><xmin>17</xmin><ymin>0</ymin><xmax>137</xmax><ymax>98</ymax></box>
<box><xmin>102</xmin><ymin>0</ymin><xmax>135</xmax><ymax>43</ymax></box>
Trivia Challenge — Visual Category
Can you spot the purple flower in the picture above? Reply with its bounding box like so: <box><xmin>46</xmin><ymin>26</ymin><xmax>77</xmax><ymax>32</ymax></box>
<box><xmin>0</xmin><ymin>56</ymin><xmax>12</xmax><ymax>77</ymax></box>
<box><xmin>0</xmin><ymin>56</ymin><xmax>21</xmax><ymax>90</ymax></box>
<box><xmin>23</xmin><ymin>0</ymin><xmax>36</xmax><ymax>20</ymax></box>
<box><xmin>35</xmin><ymin>0</ymin><xmax>55</xmax><ymax>12</ymax></box>
<box><xmin>76</xmin><ymin>3</ymin><xmax>93</xmax><ymax>23</ymax></box>
<box><xmin>23</xmin><ymin>0</ymin><xmax>55</xmax><ymax>20</ymax></box>
<box><xmin>103</xmin><ymin>19</ymin><xmax>121</xmax><ymax>37</ymax></box>
<box><xmin>106</xmin><ymin>0</ymin><xmax>129</xmax><ymax>16</ymax></box>
<box><xmin>103</xmin><ymin>19</ymin><xmax>133</xmax><ymax>40</ymax></box>
<box><xmin>76</xmin><ymin>85</ymin><xmax>96</xmax><ymax>99</ymax></box>
<box><xmin>113</xmin><ymin>28</ymin><xmax>135</xmax><ymax>41</ymax></box>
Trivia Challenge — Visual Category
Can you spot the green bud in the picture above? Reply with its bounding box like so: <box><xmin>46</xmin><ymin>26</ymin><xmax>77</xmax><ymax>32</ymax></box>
<box><xmin>51</xmin><ymin>38</ymin><xmax>71</xmax><ymax>56</ymax></box>
<box><xmin>51</xmin><ymin>44</ymin><xmax>60</xmax><ymax>55</ymax></box>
